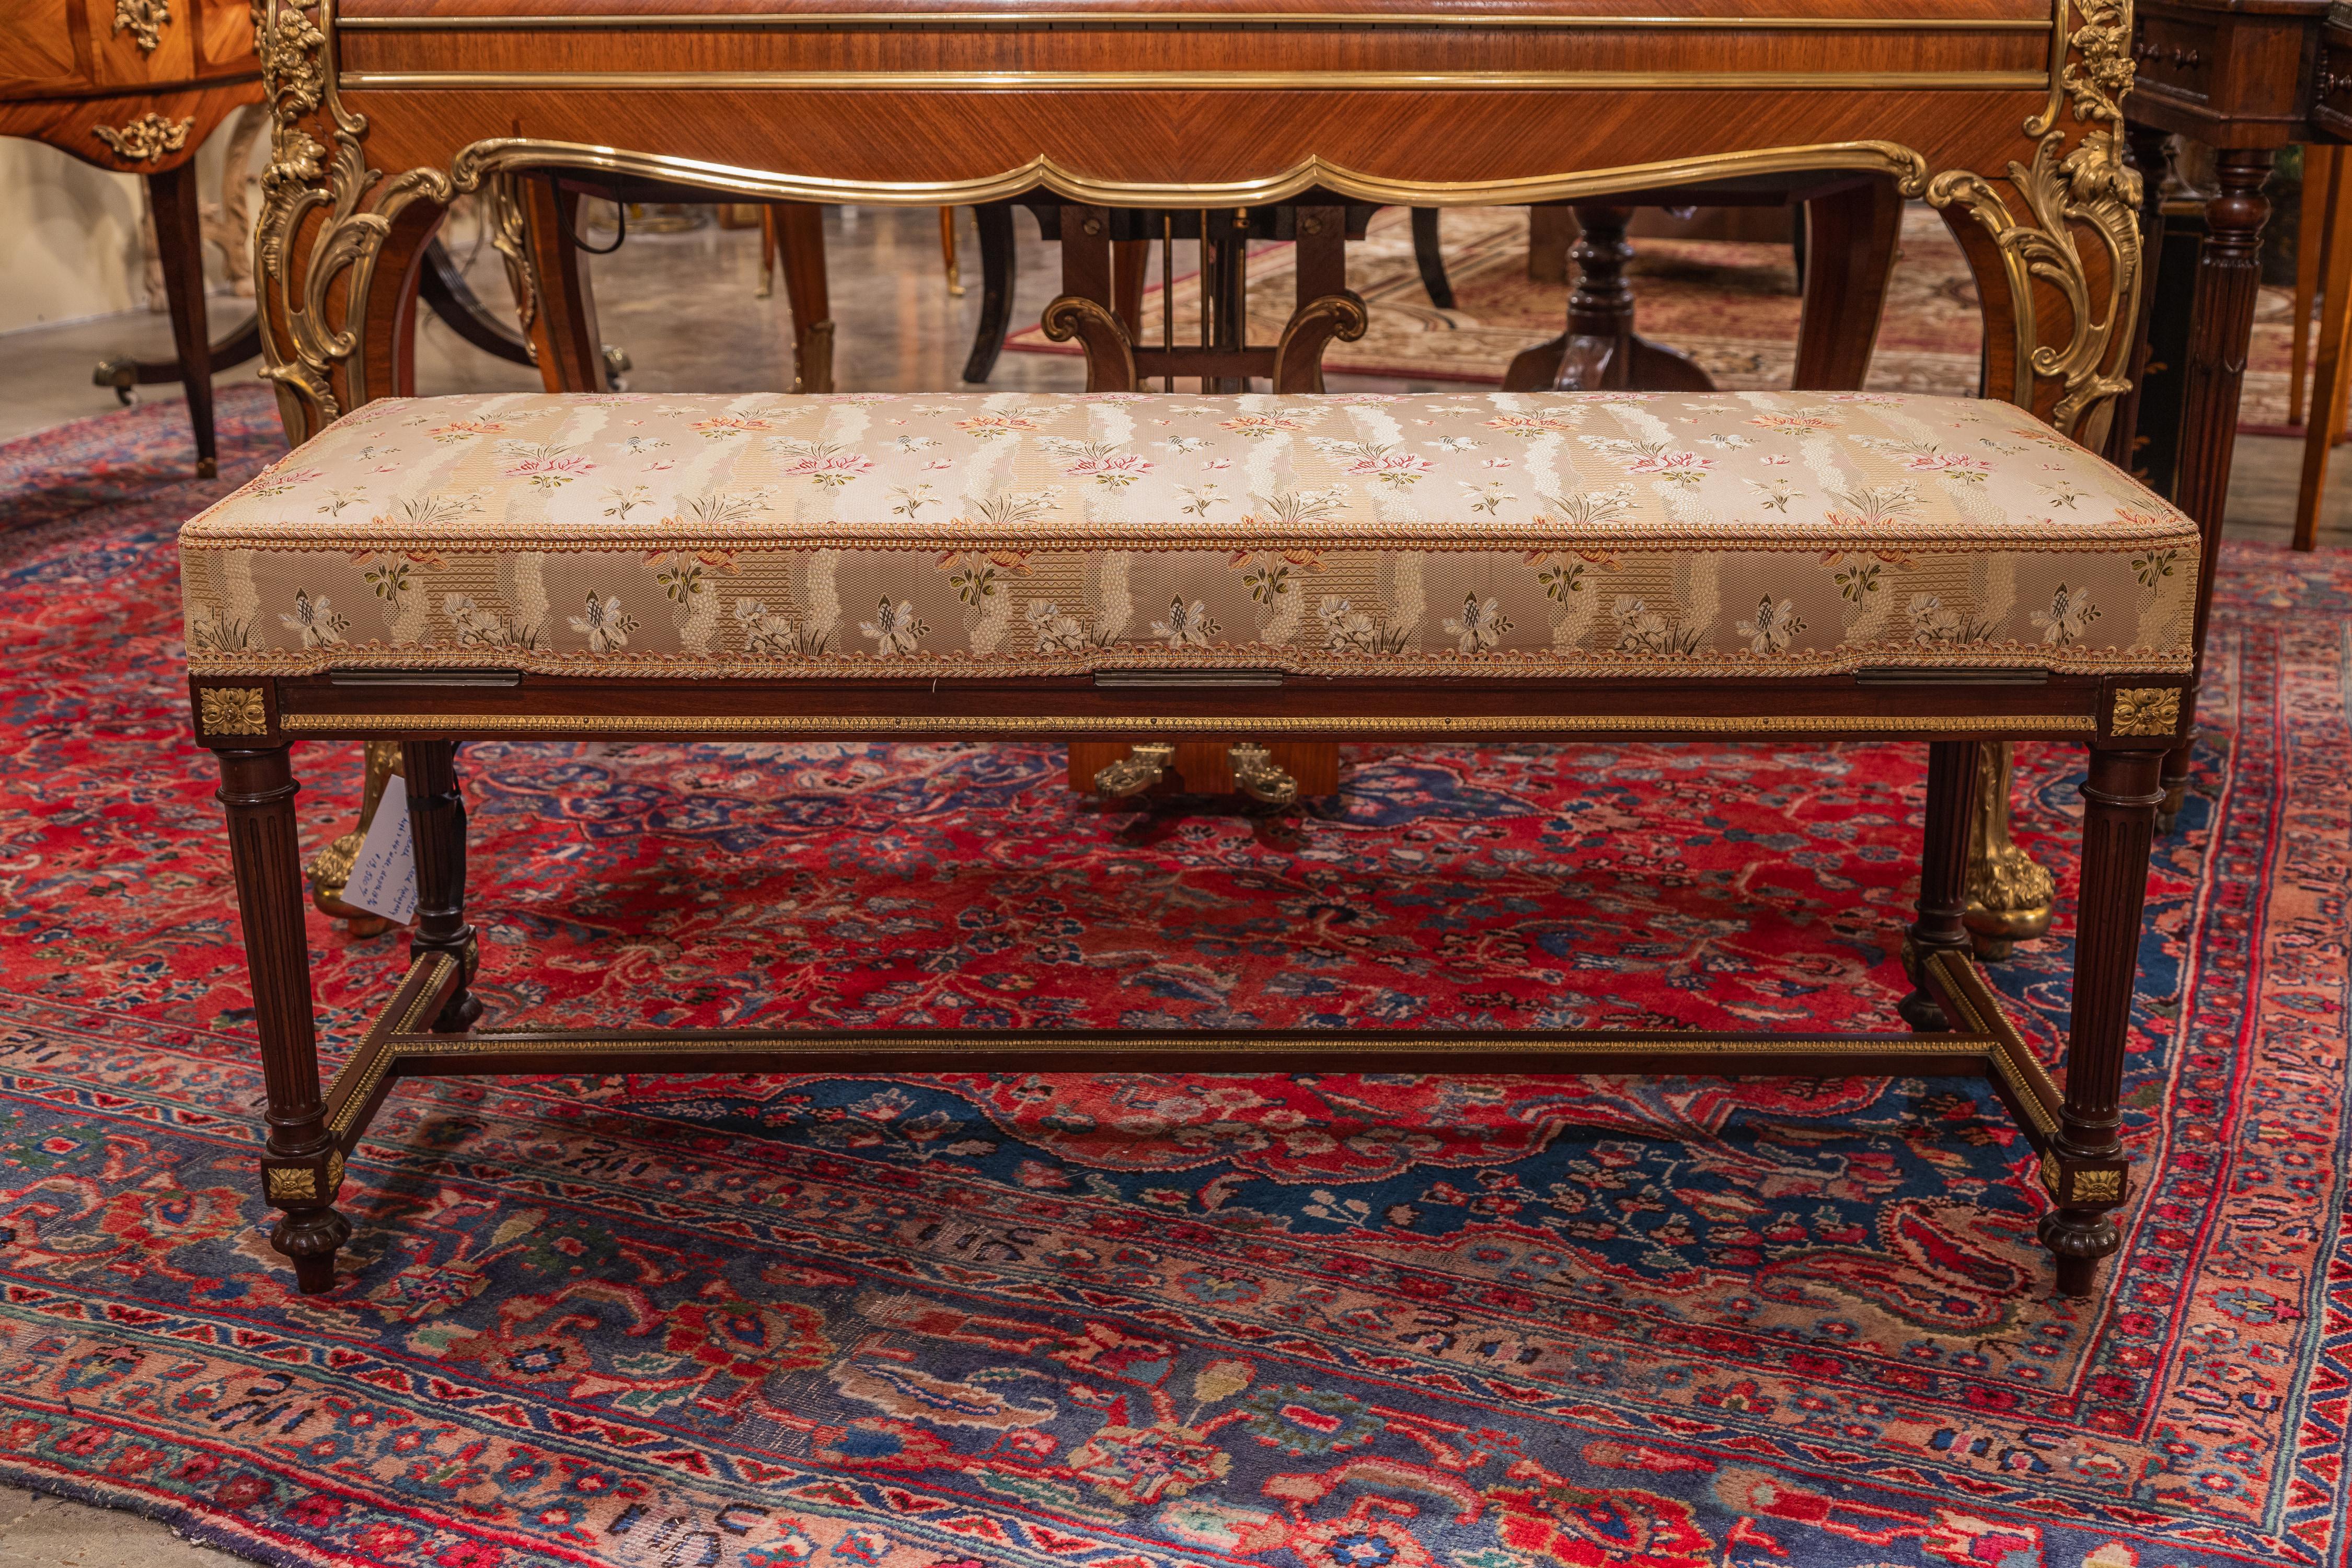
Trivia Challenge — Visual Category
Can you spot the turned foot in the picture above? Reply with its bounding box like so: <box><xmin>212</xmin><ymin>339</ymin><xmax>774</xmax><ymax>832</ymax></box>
<box><xmin>274</xmin><ymin>1205</ymin><xmax>352</xmax><ymax>1295</ymax></box>
<box><xmin>2038</xmin><ymin>1206</ymin><xmax>2118</xmax><ymax>1298</ymax></box>
<box><xmin>434</xmin><ymin>986</ymin><xmax>485</xmax><ymax>1034</ymax></box>
<box><xmin>2053</xmin><ymin>1253</ymin><xmax>2101</xmax><ymax>1298</ymax></box>
<box><xmin>1896</xmin><ymin>987</ymin><xmax>1951</xmax><ymax>1033</ymax></box>
<box><xmin>2155</xmin><ymin>775</ymin><xmax>2188</xmax><ymax>834</ymax></box>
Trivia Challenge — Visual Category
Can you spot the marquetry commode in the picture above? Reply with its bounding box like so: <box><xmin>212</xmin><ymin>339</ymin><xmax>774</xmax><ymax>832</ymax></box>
<box><xmin>183</xmin><ymin>385</ymin><xmax>2200</xmax><ymax>1299</ymax></box>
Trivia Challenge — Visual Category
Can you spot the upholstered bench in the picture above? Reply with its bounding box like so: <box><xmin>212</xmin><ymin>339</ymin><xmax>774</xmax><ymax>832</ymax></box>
<box><xmin>182</xmin><ymin>388</ymin><xmax>2200</xmax><ymax>1300</ymax></box>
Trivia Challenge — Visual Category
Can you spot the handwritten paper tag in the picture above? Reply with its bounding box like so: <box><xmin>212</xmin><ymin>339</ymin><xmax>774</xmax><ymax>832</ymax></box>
<box><xmin>344</xmin><ymin>774</ymin><xmax>418</xmax><ymax>924</ymax></box>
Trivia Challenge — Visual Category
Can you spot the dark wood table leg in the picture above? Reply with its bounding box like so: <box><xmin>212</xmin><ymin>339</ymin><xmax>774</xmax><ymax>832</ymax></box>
<box><xmin>960</xmin><ymin>202</ymin><xmax>1018</xmax><ymax>384</ymax></box>
<box><xmin>147</xmin><ymin>162</ymin><xmax>218</xmax><ymax>478</ymax></box>
<box><xmin>1503</xmin><ymin>205</ymin><xmax>1712</xmax><ymax>393</ymax></box>
<box><xmin>91</xmin><ymin>313</ymin><xmax>263</xmax><ymax>406</ymax></box>
<box><xmin>2162</xmin><ymin>148</ymin><xmax>2273</xmax><ymax>828</ymax></box>
<box><xmin>2043</xmin><ymin>745</ymin><xmax>2164</xmax><ymax>1296</ymax></box>
<box><xmin>1791</xmin><ymin>177</ymin><xmax>1902</xmax><ymax>391</ymax></box>
<box><xmin>1410</xmin><ymin>207</ymin><xmax>1455</xmax><ymax>310</ymax></box>
<box><xmin>216</xmin><ymin>745</ymin><xmax>349</xmax><ymax>1294</ymax></box>
<box><xmin>403</xmin><ymin>741</ymin><xmax>485</xmax><ymax>1033</ymax></box>
<box><xmin>1900</xmin><ymin>740</ymin><xmax>1981</xmax><ymax>1032</ymax></box>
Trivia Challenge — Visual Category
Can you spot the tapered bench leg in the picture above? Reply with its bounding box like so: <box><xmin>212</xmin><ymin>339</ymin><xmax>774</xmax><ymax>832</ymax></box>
<box><xmin>404</xmin><ymin>740</ymin><xmax>484</xmax><ymax>1032</ymax></box>
<box><xmin>2042</xmin><ymin>746</ymin><xmax>2163</xmax><ymax>1296</ymax></box>
<box><xmin>1900</xmin><ymin>739</ymin><xmax>1981</xmax><ymax>1032</ymax></box>
<box><xmin>216</xmin><ymin>746</ymin><xmax>349</xmax><ymax>1294</ymax></box>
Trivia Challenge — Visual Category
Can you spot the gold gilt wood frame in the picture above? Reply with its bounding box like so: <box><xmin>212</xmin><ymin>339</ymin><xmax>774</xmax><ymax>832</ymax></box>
<box><xmin>250</xmin><ymin>0</ymin><xmax>2143</xmax><ymax>447</ymax></box>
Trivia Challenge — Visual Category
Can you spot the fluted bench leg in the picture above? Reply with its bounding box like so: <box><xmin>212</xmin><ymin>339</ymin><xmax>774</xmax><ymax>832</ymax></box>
<box><xmin>216</xmin><ymin>745</ymin><xmax>349</xmax><ymax>1294</ymax></box>
<box><xmin>2043</xmin><ymin>746</ymin><xmax>2163</xmax><ymax>1296</ymax></box>
<box><xmin>1900</xmin><ymin>740</ymin><xmax>1981</xmax><ymax>1033</ymax></box>
<box><xmin>404</xmin><ymin>741</ymin><xmax>484</xmax><ymax>1034</ymax></box>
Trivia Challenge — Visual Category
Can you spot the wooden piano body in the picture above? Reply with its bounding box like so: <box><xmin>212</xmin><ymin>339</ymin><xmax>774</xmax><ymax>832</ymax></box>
<box><xmin>256</xmin><ymin>0</ymin><xmax>2146</xmax><ymax>454</ymax></box>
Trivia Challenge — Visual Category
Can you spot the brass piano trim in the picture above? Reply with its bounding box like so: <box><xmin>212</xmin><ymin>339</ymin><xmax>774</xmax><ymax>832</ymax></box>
<box><xmin>333</xmin><ymin>11</ymin><xmax>2057</xmax><ymax>31</ymax></box>
<box><xmin>441</xmin><ymin>140</ymin><xmax>1936</xmax><ymax>210</ymax></box>
<box><xmin>344</xmin><ymin>70</ymin><xmax>2050</xmax><ymax>91</ymax></box>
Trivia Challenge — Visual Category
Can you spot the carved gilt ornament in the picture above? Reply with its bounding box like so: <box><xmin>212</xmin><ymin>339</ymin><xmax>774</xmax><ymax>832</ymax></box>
<box><xmin>113</xmin><ymin>0</ymin><xmax>171</xmax><ymax>53</ymax></box>
<box><xmin>2111</xmin><ymin>686</ymin><xmax>2182</xmax><ymax>736</ymax></box>
<box><xmin>252</xmin><ymin>0</ymin><xmax>2140</xmax><ymax>442</ymax></box>
<box><xmin>198</xmin><ymin>686</ymin><xmax>269</xmax><ymax>736</ymax></box>
<box><xmin>93</xmin><ymin>112</ymin><xmax>194</xmax><ymax>162</ymax></box>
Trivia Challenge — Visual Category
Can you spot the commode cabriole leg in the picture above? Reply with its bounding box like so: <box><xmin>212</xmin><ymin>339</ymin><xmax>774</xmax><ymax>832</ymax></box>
<box><xmin>2042</xmin><ymin>746</ymin><xmax>2164</xmax><ymax>1297</ymax></box>
<box><xmin>1899</xmin><ymin>740</ymin><xmax>1981</xmax><ymax>1033</ymax></box>
<box><xmin>403</xmin><ymin>740</ymin><xmax>483</xmax><ymax>1033</ymax></box>
<box><xmin>215</xmin><ymin>746</ymin><xmax>349</xmax><ymax>1295</ymax></box>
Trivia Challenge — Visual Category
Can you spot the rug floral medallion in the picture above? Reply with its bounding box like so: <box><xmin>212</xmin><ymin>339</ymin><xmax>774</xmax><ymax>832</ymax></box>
<box><xmin>0</xmin><ymin>391</ymin><xmax>2347</xmax><ymax>1568</ymax></box>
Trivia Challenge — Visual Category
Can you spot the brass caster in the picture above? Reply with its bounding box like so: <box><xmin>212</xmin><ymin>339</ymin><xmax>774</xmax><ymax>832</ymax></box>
<box><xmin>602</xmin><ymin>343</ymin><xmax>631</xmax><ymax>382</ymax></box>
<box><xmin>1094</xmin><ymin>742</ymin><xmax>1175</xmax><ymax>801</ymax></box>
<box><xmin>93</xmin><ymin>355</ymin><xmax>137</xmax><ymax>403</ymax></box>
<box><xmin>1228</xmin><ymin>742</ymin><xmax>1299</xmax><ymax>806</ymax></box>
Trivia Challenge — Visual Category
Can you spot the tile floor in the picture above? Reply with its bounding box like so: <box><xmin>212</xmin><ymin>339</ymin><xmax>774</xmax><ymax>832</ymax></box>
<box><xmin>0</xmin><ymin>201</ymin><xmax>2336</xmax><ymax>1566</ymax></box>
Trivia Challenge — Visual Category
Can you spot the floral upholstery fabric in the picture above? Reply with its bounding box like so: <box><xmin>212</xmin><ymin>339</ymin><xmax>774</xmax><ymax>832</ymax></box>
<box><xmin>179</xmin><ymin>390</ymin><xmax>2198</xmax><ymax>681</ymax></box>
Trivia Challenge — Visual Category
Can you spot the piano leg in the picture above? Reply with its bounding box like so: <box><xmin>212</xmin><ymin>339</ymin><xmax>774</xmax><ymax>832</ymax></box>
<box><xmin>516</xmin><ymin>176</ymin><xmax>612</xmax><ymax>393</ymax></box>
<box><xmin>772</xmin><ymin>203</ymin><xmax>836</xmax><ymax>395</ymax></box>
<box><xmin>1790</xmin><ymin>177</ymin><xmax>1903</xmax><ymax>391</ymax></box>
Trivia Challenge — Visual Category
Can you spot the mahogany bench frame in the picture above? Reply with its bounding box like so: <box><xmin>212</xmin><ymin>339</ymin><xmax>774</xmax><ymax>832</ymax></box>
<box><xmin>193</xmin><ymin>666</ymin><xmax>2181</xmax><ymax>1299</ymax></box>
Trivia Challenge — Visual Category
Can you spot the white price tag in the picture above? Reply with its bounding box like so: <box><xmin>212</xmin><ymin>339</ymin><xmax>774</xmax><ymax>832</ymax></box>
<box><xmin>344</xmin><ymin>774</ymin><xmax>418</xmax><ymax>924</ymax></box>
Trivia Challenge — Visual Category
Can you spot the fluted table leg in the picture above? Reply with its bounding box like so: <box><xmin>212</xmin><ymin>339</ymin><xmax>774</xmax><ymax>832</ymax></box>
<box><xmin>403</xmin><ymin>741</ymin><xmax>484</xmax><ymax>1033</ymax></box>
<box><xmin>2162</xmin><ymin>149</ymin><xmax>2273</xmax><ymax>829</ymax></box>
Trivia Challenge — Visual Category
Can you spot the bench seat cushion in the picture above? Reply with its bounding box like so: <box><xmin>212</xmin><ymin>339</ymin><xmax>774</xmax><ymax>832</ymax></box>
<box><xmin>180</xmin><ymin>390</ymin><xmax>2198</xmax><ymax>682</ymax></box>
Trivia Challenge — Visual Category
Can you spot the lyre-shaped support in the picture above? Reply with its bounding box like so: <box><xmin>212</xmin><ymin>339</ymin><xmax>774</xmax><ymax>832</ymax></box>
<box><xmin>1227</xmin><ymin>742</ymin><xmax>1300</xmax><ymax>805</ymax></box>
<box><xmin>1093</xmin><ymin>742</ymin><xmax>1175</xmax><ymax>800</ymax></box>
<box><xmin>1271</xmin><ymin>292</ymin><xmax>1369</xmax><ymax>393</ymax></box>
<box><xmin>1040</xmin><ymin>294</ymin><xmax>1139</xmax><ymax>391</ymax></box>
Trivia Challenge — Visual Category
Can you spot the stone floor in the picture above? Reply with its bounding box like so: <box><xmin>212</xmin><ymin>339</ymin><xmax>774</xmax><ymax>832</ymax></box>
<box><xmin>0</xmin><ymin>1486</ymin><xmax>237</xmax><ymax>1566</ymax></box>
<box><xmin>0</xmin><ymin>202</ymin><xmax>2336</xmax><ymax>1566</ymax></box>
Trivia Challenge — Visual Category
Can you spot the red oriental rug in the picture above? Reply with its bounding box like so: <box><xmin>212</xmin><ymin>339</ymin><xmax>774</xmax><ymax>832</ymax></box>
<box><xmin>2</xmin><ymin>390</ymin><xmax>2349</xmax><ymax>1568</ymax></box>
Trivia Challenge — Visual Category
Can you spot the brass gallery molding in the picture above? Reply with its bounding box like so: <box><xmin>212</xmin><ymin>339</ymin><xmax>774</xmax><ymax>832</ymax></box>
<box><xmin>345</xmin><ymin>68</ymin><xmax>2049</xmax><ymax>92</ymax></box>
<box><xmin>277</xmin><ymin>712</ymin><xmax>2102</xmax><ymax>738</ymax></box>
<box><xmin>334</xmin><ymin>11</ymin><xmax>2056</xmax><ymax>31</ymax></box>
<box><xmin>383</xmin><ymin>1030</ymin><xmax>2005</xmax><ymax>1060</ymax></box>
